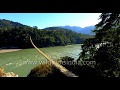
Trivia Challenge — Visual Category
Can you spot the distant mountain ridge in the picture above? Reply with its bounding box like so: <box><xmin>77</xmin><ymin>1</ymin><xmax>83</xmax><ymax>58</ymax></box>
<box><xmin>60</xmin><ymin>25</ymin><xmax>95</xmax><ymax>35</ymax></box>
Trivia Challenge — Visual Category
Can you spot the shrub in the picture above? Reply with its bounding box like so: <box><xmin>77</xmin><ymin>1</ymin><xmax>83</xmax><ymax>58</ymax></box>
<box><xmin>60</xmin><ymin>56</ymin><xmax>98</xmax><ymax>77</ymax></box>
<box><xmin>27</xmin><ymin>64</ymin><xmax>66</xmax><ymax>77</ymax></box>
<box><xmin>27</xmin><ymin>56</ymin><xmax>98</xmax><ymax>77</ymax></box>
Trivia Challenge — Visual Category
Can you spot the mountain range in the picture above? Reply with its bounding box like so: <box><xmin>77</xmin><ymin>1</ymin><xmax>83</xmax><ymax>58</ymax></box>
<box><xmin>0</xmin><ymin>19</ymin><xmax>95</xmax><ymax>35</ymax></box>
<box><xmin>59</xmin><ymin>25</ymin><xmax>95</xmax><ymax>35</ymax></box>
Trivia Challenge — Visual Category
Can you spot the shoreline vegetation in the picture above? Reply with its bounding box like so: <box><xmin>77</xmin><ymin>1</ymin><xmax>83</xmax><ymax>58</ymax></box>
<box><xmin>0</xmin><ymin>67</ymin><xmax>18</xmax><ymax>77</ymax></box>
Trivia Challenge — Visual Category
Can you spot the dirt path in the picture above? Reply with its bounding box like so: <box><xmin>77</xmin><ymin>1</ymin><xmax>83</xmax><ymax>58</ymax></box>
<box><xmin>0</xmin><ymin>49</ymin><xmax>22</xmax><ymax>53</ymax></box>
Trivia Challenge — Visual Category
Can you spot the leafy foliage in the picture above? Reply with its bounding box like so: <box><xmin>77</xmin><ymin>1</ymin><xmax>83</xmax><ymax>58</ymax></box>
<box><xmin>59</xmin><ymin>56</ymin><xmax>97</xmax><ymax>77</ymax></box>
<box><xmin>79</xmin><ymin>13</ymin><xmax>120</xmax><ymax>77</ymax></box>
<box><xmin>27</xmin><ymin>56</ymin><xmax>97</xmax><ymax>77</ymax></box>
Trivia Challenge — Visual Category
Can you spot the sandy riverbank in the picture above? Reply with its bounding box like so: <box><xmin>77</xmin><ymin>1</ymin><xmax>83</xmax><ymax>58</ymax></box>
<box><xmin>0</xmin><ymin>49</ymin><xmax>22</xmax><ymax>53</ymax></box>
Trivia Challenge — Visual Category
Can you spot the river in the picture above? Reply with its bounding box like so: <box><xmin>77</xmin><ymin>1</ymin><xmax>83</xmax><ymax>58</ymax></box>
<box><xmin>0</xmin><ymin>44</ymin><xmax>82</xmax><ymax>77</ymax></box>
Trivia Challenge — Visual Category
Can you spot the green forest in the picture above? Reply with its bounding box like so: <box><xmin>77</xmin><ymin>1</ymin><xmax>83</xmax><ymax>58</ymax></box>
<box><xmin>78</xmin><ymin>13</ymin><xmax>120</xmax><ymax>77</ymax></box>
<box><xmin>0</xmin><ymin>19</ymin><xmax>93</xmax><ymax>48</ymax></box>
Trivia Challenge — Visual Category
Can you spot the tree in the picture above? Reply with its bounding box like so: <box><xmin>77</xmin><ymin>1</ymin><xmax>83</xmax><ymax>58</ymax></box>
<box><xmin>33</xmin><ymin>26</ymin><xmax>38</xmax><ymax>29</ymax></box>
<box><xmin>79</xmin><ymin>13</ymin><xmax>120</xmax><ymax>77</ymax></box>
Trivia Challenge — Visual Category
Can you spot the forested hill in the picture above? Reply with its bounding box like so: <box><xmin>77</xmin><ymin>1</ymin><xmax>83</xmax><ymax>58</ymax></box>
<box><xmin>43</xmin><ymin>27</ymin><xmax>94</xmax><ymax>38</ymax></box>
<box><xmin>44</xmin><ymin>27</ymin><xmax>71</xmax><ymax>31</ymax></box>
<box><xmin>0</xmin><ymin>19</ymin><xmax>94</xmax><ymax>49</ymax></box>
<box><xmin>0</xmin><ymin>19</ymin><xmax>27</xmax><ymax>28</ymax></box>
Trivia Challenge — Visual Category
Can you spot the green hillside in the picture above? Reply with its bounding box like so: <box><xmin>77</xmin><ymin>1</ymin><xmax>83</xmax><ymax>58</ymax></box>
<box><xmin>0</xmin><ymin>19</ymin><xmax>93</xmax><ymax>48</ymax></box>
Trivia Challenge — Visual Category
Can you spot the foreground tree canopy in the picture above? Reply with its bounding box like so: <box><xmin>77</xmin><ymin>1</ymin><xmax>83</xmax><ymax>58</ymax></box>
<box><xmin>0</xmin><ymin>19</ymin><xmax>93</xmax><ymax>48</ymax></box>
<box><xmin>79</xmin><ymin>13</ymin><xmax>120</xmax><ymax>77</ymax></box>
